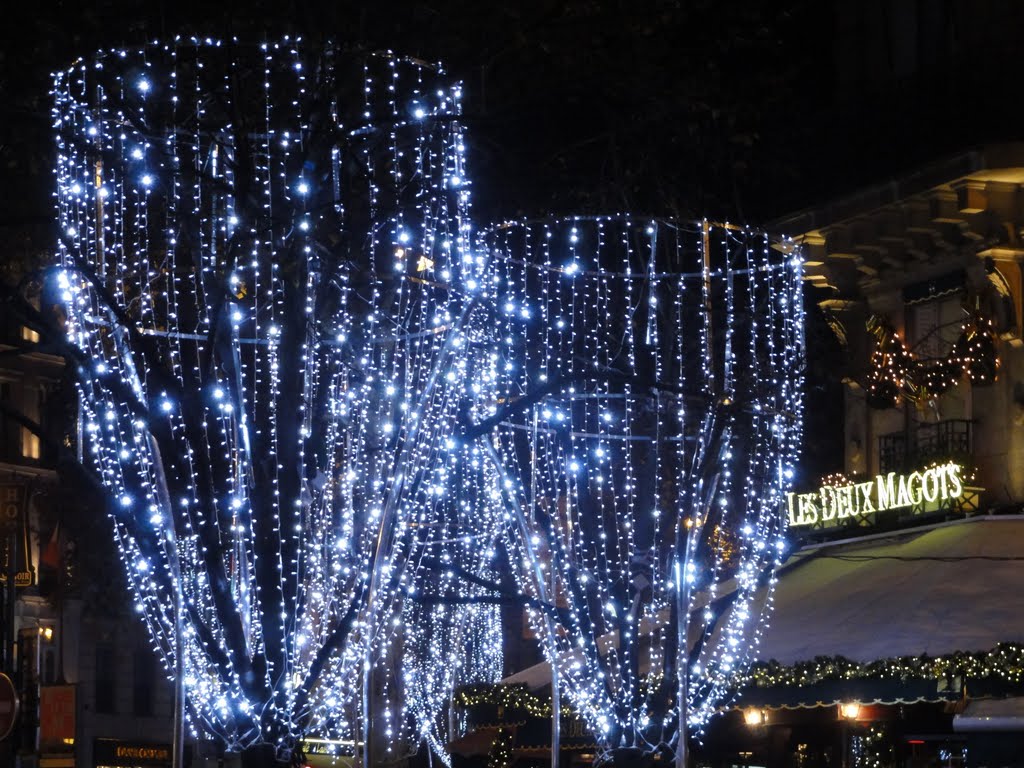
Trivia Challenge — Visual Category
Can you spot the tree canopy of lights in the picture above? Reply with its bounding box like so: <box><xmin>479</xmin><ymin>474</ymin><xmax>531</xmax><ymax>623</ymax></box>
<box><xmin>469</xmin><ymin>216</ymin><xmax>804</xmax><ymax>764</ymax></box>
<box><xmin>52</xmin><ymin>38</ymin><xmax>804</xmax><ymax>768</ymax></box>
<box><xmin>53</xmin><ymin>38</ymin><xmax>502</xmax><ymax>760</ymax></box>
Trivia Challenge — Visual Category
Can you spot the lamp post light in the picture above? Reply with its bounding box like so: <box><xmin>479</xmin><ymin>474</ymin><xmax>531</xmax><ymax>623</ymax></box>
<box><xmin>742</xmin><ymin>708</ymin><xmax>766</xmax><ymax>727</ymax></box>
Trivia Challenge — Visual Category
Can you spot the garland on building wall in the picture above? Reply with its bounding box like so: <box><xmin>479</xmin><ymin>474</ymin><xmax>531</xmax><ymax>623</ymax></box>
<box><xmin>865</xmin><ymin>312</ymin><xmax>998</xmax><ymax>409</ymax></box>
<box><xmin>457</xmin><ymin>644</ymin><xmax>1024</xmax><ymax>725</ymax></box>
<box><xmin>850</xmin><ymin>725</ymin><xmax>893</xmax><ymax>768</ymax></box>
<box><xmin>738</xmin><ymin>643</ymin><xmax>1024</xmax><ymax>689</ymax></box>
<box><xmin>455</xmin><ymin>684</ymin><xmax>555</xmax><ymax>718</ymax></box>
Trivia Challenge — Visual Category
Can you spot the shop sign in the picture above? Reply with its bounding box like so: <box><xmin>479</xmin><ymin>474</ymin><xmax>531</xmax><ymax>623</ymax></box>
<box><xmin>93</xmin><ymin>739</ymin><xmax>172</xmax><ymax>767</ymax></box>
<box><xmin>787</xmin><ymin>462</ymin><xmax>965</xmax><ymax>528</ymax></box>
<box><xmin>0</xmin><ymin>483</ymin><xmax>33</xmax><ymax>587</ymax></box>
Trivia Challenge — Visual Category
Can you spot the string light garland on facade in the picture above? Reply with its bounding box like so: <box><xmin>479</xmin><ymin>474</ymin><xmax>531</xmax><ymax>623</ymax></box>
<box><xmin>739</xmin><ymin>643</ymin><xmax>1024</xmax><ymax>689</ymax></box>
<box><xmin>486</xmin><ymin>728</ymin><xmax>515</xmax><ymax>768</ymax></box>
<box><xmin>850</xmin><ymin>725</ymin><xmax>892</xmax><ymax>768</ymax></box>
<box><xmin>458</xmin><ymin>644</ymin><xmax>1024</xmax><ymax>730</ymax></box>
<box><xmin>865</xmin><ymin>312</ymin><xmax>998</xmax><ymax>409</ymax></box>
<box><xmin>454</xmin><ymin>685</ymin><xmax>557</xmax><ymax>719</ymax></box>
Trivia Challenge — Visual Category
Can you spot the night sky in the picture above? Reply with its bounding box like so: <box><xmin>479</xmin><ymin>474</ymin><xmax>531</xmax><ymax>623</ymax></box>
<box><xmin>3</xmin><ymin>0</ymin><xmax>1023</xmax><ymax>480</ymax></box>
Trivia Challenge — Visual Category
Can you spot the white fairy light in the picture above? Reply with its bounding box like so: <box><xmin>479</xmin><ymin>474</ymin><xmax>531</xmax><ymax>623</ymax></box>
<box><xmin>474</xmin><ymin>216</ymin><xmax>804</xmax><ymax>758</ymax></box>
<box><xmin>53</xmin><ymin>40</ymin><xmax>501</xmax><ymax>761</ymax></box>
<box><xmin>54</xmin><ymin>39</ymin><xmax>803</xmax><ymax>768</ymax></box>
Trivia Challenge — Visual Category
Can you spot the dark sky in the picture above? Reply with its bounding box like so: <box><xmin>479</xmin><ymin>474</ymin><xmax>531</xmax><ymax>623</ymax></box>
<box><xmin>4</xmin><ymin>0</ymin><xmax>1022</xmax><ymax>480</ymax></box>
<box><xmin>4</xmin><ymin>1</ymin><xmax>1022</xmax><ymax>245</ymax></box>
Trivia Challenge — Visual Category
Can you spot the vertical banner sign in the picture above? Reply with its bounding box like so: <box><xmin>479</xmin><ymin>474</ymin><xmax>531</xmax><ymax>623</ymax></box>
<box><xmin>0</xmin><ymin>485</ymin><xmax>23</xmax><ymax>534</ymax></box>
<box><xmin>0</xmin><ymin>484</ymin><xmax>33</xmax><ymax>588</ymax></box>
<box><xmin>39</xmin><ymin>685</ymin><xmax>76</xmax><ymax>751</ymax></box>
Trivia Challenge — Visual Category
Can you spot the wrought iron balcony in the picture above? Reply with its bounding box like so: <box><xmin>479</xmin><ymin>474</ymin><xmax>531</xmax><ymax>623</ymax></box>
<box><xmin>878</xmin><ymin>419</ymin><xmax>973</xmax><ymax>475</ymax></box>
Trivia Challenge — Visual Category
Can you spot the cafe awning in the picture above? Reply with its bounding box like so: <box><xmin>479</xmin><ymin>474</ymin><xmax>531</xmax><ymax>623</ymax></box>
<box><xmin>755</xmin><ymin>515</ymin><xmax>1024</xmax><ymax>665</ymax></box>
<box><xmin>503</xmin><ymin>516</ymin><xmax>1024</xmax><ymax>704</ymax></box>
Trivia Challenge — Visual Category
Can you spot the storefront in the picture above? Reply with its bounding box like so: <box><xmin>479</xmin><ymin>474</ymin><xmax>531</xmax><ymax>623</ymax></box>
<box><xmin>450</xmin><ymin>685</ymin><xmax>597</xmax><ymax>768</ymax></box>
<box><xmin>456</xmin><ymin>516</ymin><xmax>1024</xmax><ymax>767</ymax></box>
<box><xmin>708</xmin><ymin>512</ymin><xmax>1024</xmax><ymax>767</ymax></box>
<box><xmin>93</xmin><ymin>739</ymin><xmax>173</xmax><ymax>768</ymax></box>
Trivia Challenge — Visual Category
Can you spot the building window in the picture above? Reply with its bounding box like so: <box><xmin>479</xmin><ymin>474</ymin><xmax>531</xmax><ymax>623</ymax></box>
<box><xmin>20</xmin><ymin>427</ymin><xmax>40</xmax><ymax>461</ymax></box>
<box><xmin>133</xmin><ymin>649</ymin><xmax>155</xmax><ymax>717</ymax></box>
<box><xmin>95</xmin><ymin>644</ymin><xmax>115</xmax><ymax>714</ymax></box>
<box><xmin>908</xmin><ymin>295</ymin><xmax>962</xmax><ymax>361</ymax></box>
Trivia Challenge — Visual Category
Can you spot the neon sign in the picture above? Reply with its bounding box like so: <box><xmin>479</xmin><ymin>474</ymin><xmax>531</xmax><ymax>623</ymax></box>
<box><xmin>786</xmin><ymin>462</ymin><xmax>965</xmax><ymax>527</ymax></box>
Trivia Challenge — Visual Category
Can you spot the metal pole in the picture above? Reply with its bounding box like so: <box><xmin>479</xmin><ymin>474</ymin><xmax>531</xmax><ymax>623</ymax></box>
<box><xmin>481</xmin><ymin>442</ymin><xmax>560</xmax><ymax>768</ymax></box>
<box><xmin>147</xmin><ymin>436</ymin><xmax>185</xmax><ymax>768</ymax></box>
<box><xmin>534</xmin><ymin>410</ymin><xmax>560</xmax><ymax>768</ymax></box>
<box><xmin>172</xmin><ymin>585</ymin><xmax>185</xmax><ymax>768</ymax></box>
<box><xmin>675</xmin><ymin>418</ymin><xmax>725</xmax><ymax>768</ymax></box>
<box><xmin>674</xmin><ymin>558</ymin><xmax>691</xmax><ymax>768</ymax></box>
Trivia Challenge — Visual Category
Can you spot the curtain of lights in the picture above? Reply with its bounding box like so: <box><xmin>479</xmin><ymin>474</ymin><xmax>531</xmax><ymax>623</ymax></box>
<box><xmin>52</xmin><ymin>39</ymin><xmax>501</xmax><ymax>756</ymax></box>
<box><xmin>475</xmin><ymin>217</ymin><xmax>804</xmax><ymax>759</ymax></box>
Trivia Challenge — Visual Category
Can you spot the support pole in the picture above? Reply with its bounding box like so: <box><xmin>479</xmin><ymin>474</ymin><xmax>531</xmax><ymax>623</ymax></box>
<box><xmin>482</xmin><ymin>441</ymin><xmax>560</xmax><ymax>768</ymax></box>
<box><xmin>674</xmin><ymin>558</ymin><xmax>691</xmax><ymax>768</ymax></box>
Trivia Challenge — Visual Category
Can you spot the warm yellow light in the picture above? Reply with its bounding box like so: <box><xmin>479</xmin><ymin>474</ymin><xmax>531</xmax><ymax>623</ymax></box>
<box><xmin>39</xmin><ymin>626</ymin><xmax>54</xmax><ymax>641</ymax></box>
<box><xmin>21</xmin><ymin>428</ymin><xmax>40</xmax><ymax>460</ymax></box>
<box><xmin>62</xmin><ymin>737</ymin><xmax>75</xmax><ymax>746</ymax></box>
<box><xmin>743</xmin><ymin>708</ymin><xmax>764</xmax><ymax>726</ymax></box>
<box><xmin>416</xmin><ymin>256</ymin><xmax>434</xmax><ymax>272</ymax></box>
<box><xmin>840</xmin><ymin>702</ymin><xmax>861</xmax><ymax>719</ymax></box>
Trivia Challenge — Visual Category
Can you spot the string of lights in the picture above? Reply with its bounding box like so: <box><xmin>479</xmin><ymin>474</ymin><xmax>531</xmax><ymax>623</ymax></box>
<box><xmin>53</xmin><ymin>38</ymin><xmax>501</xmax><ymax>758</ymax></box>
<box><xmin>470</xmin><ymin>216</ymin><xmax>805</xmax><ymax>758</ymax></box>
<box><xmin>865</xmin><ymin>312</ymin><xmax>998</xmax><ymax>409</ymax></box>
<box><xmin>53</xmin><ymin>39</ymin><xmax>806</xmax><ymax>767</ymax></box>
<box><xmin>740</xmin><ymin>642</ymin><xmax>1024</xmax><ymax>689</ymax></box>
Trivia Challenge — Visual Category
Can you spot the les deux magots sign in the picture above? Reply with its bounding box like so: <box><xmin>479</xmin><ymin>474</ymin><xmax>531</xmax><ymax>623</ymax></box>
<box><xmin>786</xmin><ymin>463</ymin><xmax>965</xmax><ymax>528</ymax></box>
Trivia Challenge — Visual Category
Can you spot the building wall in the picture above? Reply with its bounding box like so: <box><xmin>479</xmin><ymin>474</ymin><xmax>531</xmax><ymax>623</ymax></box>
<box><xmin>74</xmin><ymin>616</ymin><xmax>175</xmax><ymax>768</ymax></box>
<box><xmin>785</xmin><ymin>146</ymin><xmax>1024</xmax><ymax>514</ymax></box>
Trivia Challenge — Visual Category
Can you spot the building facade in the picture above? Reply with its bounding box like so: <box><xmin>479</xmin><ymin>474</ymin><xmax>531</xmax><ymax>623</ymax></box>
<box><xmin>0</xmin><ymin>294</ymin><xmax>179</xmax><ymax>768</ymax></box>
<box><xmin>714</xmin><ymin>143</ymin><xmax>1024</xmax><ymax>767</ymax></box>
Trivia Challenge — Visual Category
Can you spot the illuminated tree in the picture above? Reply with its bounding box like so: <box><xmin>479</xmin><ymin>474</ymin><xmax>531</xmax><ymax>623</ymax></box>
<box><xmin>51</xmin><ymin>38</ymin><xmax>805</xmax><ymax>768</ymax></box>
<box><xmin>468</xmin><ymin>217</ymin><xmax>804</xmax><ymax>767</ymax></box>
<box><xmin>52</xmin><ymin>39</ymin><xmax>500</xmax><ymax>764</ymax></box>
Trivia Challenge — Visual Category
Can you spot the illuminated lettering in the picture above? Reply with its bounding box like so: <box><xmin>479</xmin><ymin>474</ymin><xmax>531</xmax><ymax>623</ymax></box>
<box><xmin>921</xmin><ymin>469</ymin><xmax>940</xmax><ymax>502</ymax></box>
<box><xmin>877</xmin><ymin>473</ymin><xmax>896</xmax><ymax>509</ymax></box>
<box><xmin>896</xmin><ymin>474</ymin><xmax>913</xmax><ymax>507</ymax></box>
<box><xmin>787</xmin><ymin>463</ymin><xmax>971</xmax><ymax>528</ymax></box>
<box><xmin>819</xmin><ymin>487</ymin><xmax>836</xmax><ymax>521</ymax></box>
<box><xmin>909</xmin><ymin>471</ymin><xmax>926</xmax><ymax>504</ymax></box>
<box><xmin>948</xmin><ymin>463</ymin><xmax>963</xmax><ymax>497</ymax></box>
<box><xmin>856</xmin><ymin>481</ymin><xmax>875</xmax><ymax>513</ymax></box>
<box><xmin>799</xmin><ymin>492</ymin><xmax>818</xmax><ymax>525</ymax></box>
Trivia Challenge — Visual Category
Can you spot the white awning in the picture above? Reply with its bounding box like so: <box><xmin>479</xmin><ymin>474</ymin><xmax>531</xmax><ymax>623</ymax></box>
<box><xmin>756</xmin><ymin>516</ymin><xmax>1024</xmax><ymax>664</ymax></box>
<box><xmin>954</xmin><ymin>697</ymin><xmax>1024</xmax><ymax>731</ymax></box>
<box><xmin>502</xmin><ymin>516</ymin><xmax>1024</xmax><ymax>689</ymax></box>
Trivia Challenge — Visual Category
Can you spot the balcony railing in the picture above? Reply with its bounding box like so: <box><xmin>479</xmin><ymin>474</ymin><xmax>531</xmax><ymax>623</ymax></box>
<box><xmin>878</xmin><ymin>419</ymin><xmax>972</xmax><ymax>475</ymax></box>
